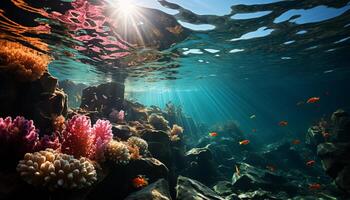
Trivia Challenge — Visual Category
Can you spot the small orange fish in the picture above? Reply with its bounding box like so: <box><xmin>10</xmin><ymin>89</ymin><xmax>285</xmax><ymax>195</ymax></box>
<box><xmin>132</xmin><ymin>175</ymin><xmax>148</xmax><ymax>188</ymax></box>
<box><xmin>307</xmin><ymin>97</ymin><xmax>320</xmax><ymax>104</ymax></box>
<box><xmin>306</xmin><ymin>160</ymin><xmax>316</xmax><ymax>167</ymax></box>
<box><xmin>209</xmin><ymin>132</ymin><xmax>218</xmax><ymax>137</ymax></box>
<box><xmin>279</xmin><ymin>121</ymin><xmax>288</xmax><ymax>126</ymax></box>
<box><xmin>291</xmin><ymin>139</ymin><xmax>301</xmax><ymax>145</ymax></box>
<box><xmin>239</xmin><ymin>139</ymin><xmax>250</xmax><ymax>145</ymax></box>
<box><xmin>266</xmin><ymin>165</ymin><xmax>276</xmax><ymax>172</ymax></box>
<box><xmin>309</xmin><ymin>183</ymin><xmax>321</xmax><ymax>190</ymax></box>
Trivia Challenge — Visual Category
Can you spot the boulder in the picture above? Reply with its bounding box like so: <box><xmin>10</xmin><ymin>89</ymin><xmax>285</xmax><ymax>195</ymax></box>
<box><xmin>142</xmin><ymin>130</ymin><xmax>172</xmax><ymax>167</ymax></box>
<box><xmin>237</xmin><ymin>189</ymin><xmax>284</xmax><ymax>200</ymax></box>
<box><xmin>330</xmin><ymin>109</ymin><xmax>350</xmax><ymax>142</ymax></box>
<box><xmin>212</xmin><ymin>181</ymin><xmax>233</xmax><ymax>196</ymax></box>
<box><xmin>184</xmin><ymin>145</ymin><xmax>219</xmax><ymax>185</ymax></box>
<box><xmin>0</xmin><ymin>71</ymin><xmax>67</xmax><ymax>132</ymax></box>
<box><xmin>80</xmin><ymin>82</ymin><xmax>124</xmax><ymax>116</ymax></box>
<box><xmin>176</xmin><ymin>176</ymin><xmax>224</xmax><ymax>200</ymax></box>
<box><xmin>124</xmin><ymin>179</ymin><xmax>172</xmax><ymax>200</ymax></box>
<box><xmin>112</xmin><ymin>124</ymin><xmax>132</xmax><ymax>140</ymax></box>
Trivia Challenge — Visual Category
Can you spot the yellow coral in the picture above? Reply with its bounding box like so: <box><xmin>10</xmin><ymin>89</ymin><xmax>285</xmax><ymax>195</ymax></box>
<box><xmin>105</xmin><ymin>140</ymin><xmax>131</xmax><ymax>165</ymax></box>
<box><xmin>16</xmin><ymin>148</ymin><xmax>97</xmax><ymax>190</ymax></box>
<box><xmin>0</xmin><ymin>40</ymin><xmax>50</xmax><ymax>81</ymax></box>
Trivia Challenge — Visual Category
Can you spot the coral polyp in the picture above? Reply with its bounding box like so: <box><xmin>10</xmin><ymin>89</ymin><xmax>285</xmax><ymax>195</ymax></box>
<box><xmin>0</xmin><ymin>40</ymin><xmax>50</xmax><ymax>81</ymax></box>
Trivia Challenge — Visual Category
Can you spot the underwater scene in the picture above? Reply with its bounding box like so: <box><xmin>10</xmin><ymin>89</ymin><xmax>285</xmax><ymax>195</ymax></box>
<box><xmin>1</xmin><ymin>0</ymin><xmax>350</xmax><ymax>199</ymax></box>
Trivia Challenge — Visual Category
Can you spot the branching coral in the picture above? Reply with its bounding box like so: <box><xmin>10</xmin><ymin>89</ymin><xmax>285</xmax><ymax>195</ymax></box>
<box><xmin>92</xmin><ymin>119</ymin><xmax>113</xmax><ymax>161</ymax></box>
<box><xmin>148</xmin><ymin>113</ymin><xmax>170</xmax><ymax>131</ymax></box>
<box><xmin>0</xmin><ymin>40</ymin><xmax>50</xmax><ymax>81</ymax></box>
<box><xmin>61</xmin><ymin>115</ymin><xmax>94</xmax><ymax>159</ymax></box>
<box><xmin>127</xmin><ymin>136</ymin><xmax>148</xmax><ymax>154</ymax></box>
<box><xmin>105</xmin><ymin>140</ymin><xmax>131</xmax><ymax>165</ymax></box>
<box><xmin>0</xmin><ymin>116</ymin><xmax>39</xmax><ymax>159</ymax></box>
<box><xmin>38</xmin><ymin>134</ymin><xmax>61</xmax><ymax>151</ymax></box>
<box><xmin>16</xmin><ymin>148</ymin><xmax>97</xmax><ymax>190</ymax></box>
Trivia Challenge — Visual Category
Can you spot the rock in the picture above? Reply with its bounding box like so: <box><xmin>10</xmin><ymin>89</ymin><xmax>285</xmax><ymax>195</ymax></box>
<box><xmin>58</xmin><ymin>80</ymin><xmax>87</xmax><ymax>108</ymax></box>
<box><xmin>127</xmin><ymin>158</ymin><xmax>169</xmax><ymax>181</ymax></box>
<box><xmin>112</xmin><ymin>124</ymin><xmax>132</xmax><ymax>140</ymax></box>
<box><xmin>231</xmin><ymin>163</ymin><xmax>290</xmax><ymax>193</ymax></box>
<box><xmin>224</xmin><ymin>194</ymin><xmax>240</xmax><ymax>200</ymax></box>
<box><xmin>142</xmin><ymin>130</ymin><xmax>172</xmax><ymax>167</ymax></box>
<box><xmin>123</xmin><ymin>100</ymin><xmax>148</xmax><ymax>122</ymax></box>
<box><xmin>237</xmin><ymin>189</ymin><xmax>283</xmax><ymax>200</ymax></box>
<box><xmin>317</xmin><ymin>142</ymin><xmax>350</xmax><ymax>178</ymax></box>
<box><xmin>184</xmin><ymin>145</ymin><xmax>219</xmax><ymax>185</ymax></box>
<box><xmin>330</xmin><ymin>109</ymin><xmax>350</xmax><ymax>142</ymax></box>
<box><xmin>80</xmin><ymin>82</ymin><xmax>124</xmax><ymax>116</ymax></box>
<box><xmin>0</xmin><ymin>71</ymin><xmax>67</xmax><ymax>132</ymax></box>
<box><xmin>213</xmin><ymin>181</ymin><xmax>233</xmax><ymax>196</ymax></box>
<box><xmin>176</xmin><ymin>176</ymin><xmax>224</xmax><ymax>200</ymax></box>
<box><xmin>335</xmin><ymin>166</ymin><xmax>350</xmax><ymax>193</ymax></box>
<box><xmin>306</xmin><ymin>126</ymin><xmax>325</xmax><ymax>146</ymax></box>
<box><xmin>124</xmin><ymin>179</ymin><xmax>172</xmax><ymax>200</ymax></box>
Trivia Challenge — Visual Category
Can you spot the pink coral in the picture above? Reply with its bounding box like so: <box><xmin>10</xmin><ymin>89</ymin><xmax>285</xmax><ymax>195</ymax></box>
<box><xmin>92</xmin><ymin>119</ymin><xmax>113</xmax><ymax>161</ymax></box>
<box><xmin>0</xmin><ymin>116</ymin><xmax>39</xmax><ymax>159</ymax></box>
<box><xmin>38</xmin><ymin>134</ymin><xmax>61</xmax><ymax>151</ymax></box>
<box><xmin>61</xmin><ymin>115</ymin><xmax>94</xmax><ymax>159</ymax></box>
<box><xmin>60</xmin><ymin>115</ymin><xmax>113</xmax><ymax>160</ymax></box>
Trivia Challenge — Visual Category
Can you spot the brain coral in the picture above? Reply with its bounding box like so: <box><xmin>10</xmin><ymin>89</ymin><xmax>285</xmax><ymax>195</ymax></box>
<box><xmin>127</xmin><ymin>136</ymin><xmax>148</xmax><ymax>154</ymax></box>
<box><xmin>105</xmin><ymin>140</ymin><xmax>131</xmax><ymax>165</ymax></box>
<box><xmin>16</xmin><ymin>148</ymin><xmax>97</xmax><ymax>190</ymax></box>
<box><xmin>0</xmin><ymin>40</ymin><xmax>50</xmax><ymax>81</ymax></box>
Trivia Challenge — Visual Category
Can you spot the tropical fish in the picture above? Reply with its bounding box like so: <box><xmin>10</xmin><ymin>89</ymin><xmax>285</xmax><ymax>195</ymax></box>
<box><xmin>296</xmin><ymin>101</ymin><xmax>304</xmax><ymax>106</ymax></box>
<box><xmin>239</xmin><ymin>139</ymin><xmax>250</xmax><ymax>145</ymax></box>
<box><xmin>209</xmin><ymin>132</ymin><xmax>218</xmax><ymax>137</ymax></box>
<box><xmin>250</xmin><ymin>114</ymin><xmax>256</xmax><ymax>119</ymax></box>
<box><xmin>132</xmin><ymin>175</ymin><xmax>149</xmax><ymax>188</ymax></box>
<box><xmin>252</xmin><ymin>129</ymin><xmax>257</xmax><ymax>133</ymax></box>
<box><xmin>306</xmin><ymin>160</ymin><xmax>316</xmax><ymax>166</ymax></box>
<box><xmin>309</xmin><ymin>183</ymin><xmax>321</xmax><ymax>190</ymax></box>
<box><xmin>279</xmin><ymin>121</ymin><xmax>288</xmax><ymax>126</ymax></box>
<box><xmin>266</xmin><ymin>165</ymin><xmax>276</xmax><ymax>172</ymax></box>
<box><xmin>291</xmin><ymin>139</ymin><xmax>301</xmax><ymax>145</ymax></box>
<box><xmin>235</xmin><ymin>165</ymin><xmax>240</xmax><ymax>176</ymax></box>
<box><xmin>307</xmin><ymin>97</ymin><xmax>320</xmax><ymax>104</ymax></box>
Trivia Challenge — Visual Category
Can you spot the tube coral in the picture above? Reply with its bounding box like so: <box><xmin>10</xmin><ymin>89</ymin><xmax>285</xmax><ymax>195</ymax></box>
<box><xmin>127</xmin><ymin>136</ymin><xmax>148</xmax><ymax>154</ymax></box>
<box><xmin>105</xmin><ymin>140</ymin><xmax>131</xmax><ymax>165</ymax></box>
<box><xmin>16</xmin><ymin>148</ymin><xmax>97</xmax><ymax>190</ymax></box>
<box><xmin>0</xmin><ymin>116</ymin><xmax>39</xmax><ymax>160</ymax></box>
<box><xmin>0</xmin><ymin>40</ymin><xmax>50</xmax><ymax>81</ymax></box>
<box><xmin>61</xmin><ymin>115</ymin><xmax>94</xmax><ymax>159</ymax></box>
<box><xmin>148</xmin><ymin>114</ymin><xmax>170</xmax><ymax>131</ymax></box>
<box><xmin>92</xmin><ymin>119</ymin><xmax>113</xmax><ymax>161</ymax></box>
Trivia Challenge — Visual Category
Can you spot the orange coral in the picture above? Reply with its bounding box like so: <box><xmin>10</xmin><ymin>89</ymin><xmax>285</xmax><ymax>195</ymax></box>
<box><xmin>0</xmin><ymin>40</ymin><xmax>50</xmax><ymax>81</ymax></box>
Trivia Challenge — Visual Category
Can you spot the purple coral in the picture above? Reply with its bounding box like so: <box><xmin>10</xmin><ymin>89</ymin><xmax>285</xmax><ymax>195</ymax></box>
<box><xmin>92</xmin><ymin>119</ymin><xmax>113</xmax><ymax>161</ymax></box>
<box><xmin>0</xmin><ymin>116</ymin><xmax>39</xmax><ymax>160</ymax></box>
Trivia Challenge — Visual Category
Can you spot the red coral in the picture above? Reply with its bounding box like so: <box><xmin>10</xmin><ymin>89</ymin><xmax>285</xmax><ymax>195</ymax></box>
<box><xmin>61</xmin><ymin>115</ymin><xmax>94</xmax><ymax>159</ymax></box>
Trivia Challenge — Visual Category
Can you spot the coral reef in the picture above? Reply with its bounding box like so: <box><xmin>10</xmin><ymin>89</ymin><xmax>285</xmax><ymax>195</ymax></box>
<box><xmin>16</xmin><ymin>148</ymin><xmax>97</xmax><ymax>190</ymax></box>
<box><xmin>61</xmin><ymin>115</ymin><xmax>94</xmax><ymax>159</ymax></box>
<box><xmin>148</xmin><ymin>113</ymin><xmax>170</xmax><ymax>131</ymax></box>
<box><xmin>170</xmin><ymin>124</ymin><xmax>184</xmax><ymax>141</ymax></box>
<box><xmin>92</xmin><ymin>119</ymin><xmax>113</xmax><ymax>161</ymax></box>
<box><xmin>105</xmin><ymin>140</ymin><xmax>131</xmax><ymax>165</ymax></box>
<box><xmin>61</xmin><ymin>115</ymin><xmax>113</xmax><ymax>161</ymax></box>
<box><xmin>38</xmin><ymin>134</ymin><xmax>61</xmax><ymax>151</ymax></box>
<box><xmin>127</xmin><ymin>136</ymin><xmax>148</xmax><ymax>154</ymax></box>
<box><xmin>0</xmin><ymin>40</ymin><xmax>50</xmax><ymax>81</ymax></box>
<box><xmin>0</xmin><ymin>116</ymin><xmax>39</xmax><ymax>162</ymax></box>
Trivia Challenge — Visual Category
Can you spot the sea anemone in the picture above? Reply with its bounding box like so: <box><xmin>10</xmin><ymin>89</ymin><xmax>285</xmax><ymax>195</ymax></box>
<box><xmin>16</xmin><ymin>148</ymin><xmax>97</xmax><ymax>190</ymax></box>
<box><xmin>0</xmin><ymin>116</ymin><xmax>39</xmax><ymax>159</ymax></box>
<box><xmin>105</xmin><ymin>140</ymin><xmax>131</xmax><ymax>165</ymax></box>
<box><xmin>148</xmin><ymin>113</ymin><xmax>170</xmax><ymax>131</ymax></box>
<box><xmin>0</xmin><ymin>40</ymin><xmax>50</xmax><ymax>81</ymax></box>
<box><xmin>61</xmin><ymin>115</ymin><xmax>94</xmax><ymax>159</ymax></box>
<box><xmin>92</xmin><ymin>119</ymin><xmax>113</xmax><ymax>161</ymax></box>
<box><xmin>127</xmin><ymin>136</ymin><xmax>148</xmax><ymax>154</ymax></box>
